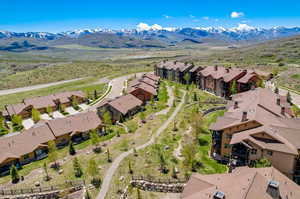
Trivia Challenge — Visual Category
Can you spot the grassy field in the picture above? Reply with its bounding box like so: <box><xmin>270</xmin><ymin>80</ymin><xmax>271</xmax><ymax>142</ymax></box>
<box><xmin>0</xmin><ymin>81</ymin><xmax>172</xmax><ymax>199</ymax></box>
<box><xmin>106</xmin><ymin>85</ymin><xmax>227</xmax><ymax>199</ymax></box>
<box><xmin>0</xmin><ymin>77</ymin><xmax>108</xmax><ymax>110</ymax></box>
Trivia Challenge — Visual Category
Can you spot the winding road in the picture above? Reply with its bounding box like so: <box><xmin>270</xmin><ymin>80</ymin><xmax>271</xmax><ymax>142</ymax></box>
<box><xmin>96</xmin><ymin>90</ymin><xmax>186</xmax><ymax>199</ymax></box>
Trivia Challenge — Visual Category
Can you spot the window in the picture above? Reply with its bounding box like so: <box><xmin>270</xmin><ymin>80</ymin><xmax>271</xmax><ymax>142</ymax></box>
<box><xmin>267</xmin><ymin>150</ymin><xmax>273</xmax><ymax>156</ymax></box>
<box><xmin>251</xmin><ymin>149</ymin><xmax>257</xmax><ymax>155</ymax></box>
<box><xmin>23</xmin><ymin>154</ymin><xmax>30</xmax><ymax>160</ymax></box>
<box><xmin>225</xmin><ymin>144</ymin><xmax>231</xmax><ymax>149</ymax></box>
<box><xmin>226</xmin><ymin>134</ymin><xmax>232</xmax><ymax>139</ymax></box>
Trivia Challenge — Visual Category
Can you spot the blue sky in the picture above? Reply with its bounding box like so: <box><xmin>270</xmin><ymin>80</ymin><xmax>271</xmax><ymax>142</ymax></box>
<box><xmin>1</xmin><ymin>0</ymin><xmax>300</xmax><ymax>32</ymax></box>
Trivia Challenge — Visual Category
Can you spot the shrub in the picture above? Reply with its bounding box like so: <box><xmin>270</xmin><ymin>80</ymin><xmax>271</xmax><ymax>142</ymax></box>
<box><xmin>254</xmin><ymin>158</ymin><xmax>272</xmax><ymax>168</ymax></box>
<box><xmin>32</xmin><ymin>108</ymin><xmax>41</xmax><ymax>123</ymax></box>
<box><xmin>10</xmin><ymin>165</ymin><xmax>19</xmax><ymax>183</ymax></box>
<box><xmin>73</xmin><ymin>157</ymin><xmax>83</xmax><ymax>177</ymax></box>
<box><xmin>69</xmin><ymin>141</ymin><xmax>76</xmax><ymax>155</ymax></box>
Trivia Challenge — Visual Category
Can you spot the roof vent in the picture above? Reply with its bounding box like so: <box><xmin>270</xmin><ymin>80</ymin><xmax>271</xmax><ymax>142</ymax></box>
<box><xmin>213</xmin><ymin>191</ymin><xmax>225</xmax><ymax>199</ymax></box>
<box><xmin>242</xmin><ymin>111</ymin><xmax>248</xmax><ymax>122</ymax></box>
<box><xmin>276</xmin><ymin>98</ymin><xmax>280</xmax><ymax>106</ymax></box>
<box><xmin>226</xmin><ymin>68</ymin><xmax>230</xmax><ymax>73</ymax></box>
<box><xmin>267</xmin><ymin>180</ymin><xmax>280</xmax><ymax>199</ymax></box>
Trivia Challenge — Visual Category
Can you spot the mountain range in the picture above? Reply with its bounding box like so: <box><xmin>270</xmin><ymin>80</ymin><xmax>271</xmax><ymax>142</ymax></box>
<box><xmin>1</xmin><ymin>25</ymin><xmax>300</xmax><ymax>50</ymax></box>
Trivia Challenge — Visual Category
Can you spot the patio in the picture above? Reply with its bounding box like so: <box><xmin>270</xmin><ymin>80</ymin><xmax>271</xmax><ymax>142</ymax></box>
<box><xmin>22</xmin><ymin>118</ymin><xmax>35</xmax><ymax>130</ymax></box>
<box><xmin>78</xmin><ymin>103</ymin><xmax>89</xmax><ymax>110</ymax></box>
<box><xmin>65</xmin><ymin>107</ymin><xmax>79</xmax><ymax>115</ymax></box>
<box><xmin>52</xmin><ymin>111</ymin><xmax>65</xmax><ymax>119</ymax></box>
<box><xmin>41</xmin><ymin>113</ymin><xmax>52</xmax><ymax>120</ymax></box>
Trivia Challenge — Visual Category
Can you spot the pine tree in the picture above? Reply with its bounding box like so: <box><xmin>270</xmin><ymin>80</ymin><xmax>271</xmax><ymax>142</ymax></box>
<box><xmin>46</xmin><ymin>106</ymin><xmax>53</xmax><ymax>117</ymax></box>
<box><xmin>136</xmin><ymin>188</ymin><xmax>142</xmax><ymax>199</ymax></box>
<box><xmin>69</xmin><ymin>141</ymin><xmax>76</xmax><ymax>155</ymax></box>
<box><xmin>32</xmin><ymin>108</ymin><xmax>41</xmax><ymax>123</ymax></box>
<box><xmin>193</xmin><ymin>92</ymin><xmax>198</xmax><ymax>101</ymax></box>
<box><xmin>172</xmin><ymin>166</ymin><xmax>177</xmax><ymax>179</ymax></box>
<box><xmin>128</xmin><ymin>161</ymin><xmax>133</xmax><ymax>174</ymax></box>
<box><xmin>107</xmin><ymin>148</ymin><xmax>112</xmax><ymax>162</ymax></box>
<box><xmin>73</xmin><ymin>157</ymin><xmax>83</xmax><ymax>177</ymax></box>
<box><xmin>90</xmin><ymin>129</ymin><xmax>101</xmax><ymax>153</ymax></box>
<box><xmin>287</xmin><ymin>91</ymin><xmax>292</xmax><ymax>104</ymax></box>
<box><xmin>230</xmin><ymin>80</ymin><xmax>238</xmax><ymax>95</ymax></box>
<box><xmin>43</xmin><ymin>162</ymin><xmax>50</xmax><ymax>181</ymax></box>
<box><xmin>94</xmin><ymin>90</ymin><xmax>98</xmax><ymax>100</ymax></box>
<box><xmin>10</xmin><ymin>165</ymin><xmax>19</xmax><ymax>183</ymax></box>
<box><xmin>48</xmin><ymin>140</ymin><xmax>59</xmax><ymax>169</ymax></box>
<box><xmin>87</xmin><ymin>158</ymin><xmax>101</xmax><ymax>187</ymax></box>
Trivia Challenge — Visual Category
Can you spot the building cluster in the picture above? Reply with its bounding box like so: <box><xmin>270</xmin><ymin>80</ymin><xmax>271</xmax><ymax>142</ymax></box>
<box><xmin>1</xmin><ymin>91</ymin><xmax>86</xmax><ymax>119</ymax></box>
<box><xmin>183</xmin><ymin>166</ymin><xmax>300</xmax><ymax>199</ymax></box>
<box><xmin>209</xmin><ymin>87</ymin><xmax>300</xmax><ymax>183</ymax></box>
<box><xmin>0</xmin><ymin>111</ymin><xmax>101</xmax><ymax>175</ymax></box>
<box><xmin>97</xmin><ymin>73</ymin><xmax>159</xmax><ymax>122</ymax></box>
<box><xmin>0</xmin><ymin>73</ymin><xmax>160</xmax><ymax>175</ymax></box>
<box><xmin>154</xmin><ymin>60</ymin><xmax>272</xmax><ymax>98</ymax></box>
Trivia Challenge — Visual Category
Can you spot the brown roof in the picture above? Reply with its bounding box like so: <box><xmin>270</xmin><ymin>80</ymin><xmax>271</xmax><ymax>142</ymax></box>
<box><xmin>210</xmin><ymin>88</ymin><xmax>294</xmax><ymax>131</ymax></box>
<box><xmin>4</xmin><ymin>91</ymin><xmax>86</xmax><ymax>116</ymax></box>
<box><xmin>0</xmin><ymin>124</ymin><xmax>55</xmax><ymax>163</ymax></box>
<box><xmin>189</xmin><ymin>66</ymin><xmax>202</xmax><ymax>73</ymax></box>
<box><xmin>47</xmin><ymin>111</ymin><xmax>101</xmax><ymax>137</ymax></box>
<box><xmin>108</xmin><ymin>94</ymin><xmax>143</xmax><ymax>115</ymax></box>
<box><xmin>198</xmin><ymin>66</ymin><xmax>246</xmax><ymax>82</ymax></box>
<box><xmin>156</xmin><ymin>61</ymin><xmax>193</xmax><ymax>72</ymax></box>
<box><xmin>142</xmin><ymin>73</ymin><xmax>160</xmax><ymax>81</ymax></box>
<box><xmin>182</xmin><ymin>167</ymin><xmax>300</xmax><ymax>199</ymax></box>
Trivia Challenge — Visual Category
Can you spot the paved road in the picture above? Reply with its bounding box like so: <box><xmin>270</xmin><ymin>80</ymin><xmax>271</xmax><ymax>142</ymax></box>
<box><xmin>266</xmin><ymin>81</ymin><xmax>300</xmax><ymax>107</ymax></box>
<box><xmin>0</xmin><ymin>78</ymin><xmax>85</xmax><ymax>96</ymax></box>
<box><xmin>96</xmin><ymin>90</ymin><xmax>186</xmax><ymax>199</ymax></box>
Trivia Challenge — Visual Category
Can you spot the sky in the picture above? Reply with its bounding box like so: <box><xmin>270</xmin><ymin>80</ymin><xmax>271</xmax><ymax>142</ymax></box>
<box><xmin>1</xmin><ymin>0</ymin><xmax>300</xmax><ymax>33</ymax></box>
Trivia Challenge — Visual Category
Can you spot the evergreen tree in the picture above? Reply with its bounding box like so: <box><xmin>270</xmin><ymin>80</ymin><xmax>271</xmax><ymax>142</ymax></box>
<box><xmin>87</xmin><ymin>158</ymin><xmax>101</xmax><ymax>187</ymax></box>
<box><xmin>48</xmin><ymin>140</ymin><xmax>59</xmax><ymax>169</ymax></box>
<box><xmin>90</xmin><ymin>129</ymin><xmax>101</xmax><ymax>152</ymax></box>
<box><xmin>32</xmin><ymin>108</ymin><xmax>41</xmax><ymax>123</ymax></box>
<box><xmin>107</xmin><ymin>148</ymin><xmax>112</xmax><ymax>162</ymax></box>
<box><xmin>71</xmin><ymin>96</ymin><xmax>79</xmax><ymax>110</ymax></box>
<box><xmin>193</xmin><ymin>92</ymin><xmax>198</xmax><ymax>101</ymax></box>
<box><xmin>12</xmin><ymin>114</ymin><xmax>23</xmax><ymax>128</ymax></box>
<box><xmin>69</xmin><ymin>141</ymin><xmax>76</xmax><ymax>155</ymax></box>
<box><xmin>94</xmin><ymin>90</ymin><xmax>98</xmax><ymax>100</ymax></box>
<box><xmin>73</xmin><ymin>157</ymin><xmax>83</xmax><ymax>177</ymax></box>
<box><xmin>136</xmin><ymin>188</ymin><xmax>142</xmax><ymax>199</ymax></box>
<box><xmin>159</xmin><ymin>153</ymin><xmax>167</xmax><ymax>173</ymax></box>
<box><xmin>43</xmin><ymin>162</ymin><xmax>50</xmax><ymax>181</ymax></box>
<box><xmin>128</xmin><ymin>161</ymin><xmax>133</xmax><ymax>174</ymax></box>
<box><xmin>183</xmin><ymin>73</ymin><xmax>190</xmax><ymax>85</ymax></box>
<box><xmin>287</xmin><ymin>91</ymin><xmax>292</xmax><ymax>104</ymax></box>
<box><xmin>172</xmin><ymin>166</ymin><xmax>177</xmax><ymax>179</ymax></box>
<box><xmin>10</xmin><ymin>165</ymin><xmax>19</xmax><ymax>183</ymax></box>
<box><xmin>274</xmin><ymin>87</ymin><xmax>279</xmax><ymax>94</ymax></box>
<box><xmin>46</xmin><ymin>106</ymin><xmax>53</xmax><ymax>116</ymax></box>
<box><xmin>230</xmin><ymin>80</ymin><xmax>238</xmax><ymax>95</ymax></box>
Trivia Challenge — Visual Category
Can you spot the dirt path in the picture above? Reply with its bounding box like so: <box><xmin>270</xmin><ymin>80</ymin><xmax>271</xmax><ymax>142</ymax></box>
<box><xmin>155</xmin><ymin>86</ymin><xmax>174</xmax><ymax>115</ymax></box>
<box><xmin>97</xmin><ymin>91</ymin><xmax>186</xmax><ymax>199</ymax></box>
<box><xmin>173</xmin><ymin>126</ymin><xmax>192</xmax><ymax>161</ymax></box>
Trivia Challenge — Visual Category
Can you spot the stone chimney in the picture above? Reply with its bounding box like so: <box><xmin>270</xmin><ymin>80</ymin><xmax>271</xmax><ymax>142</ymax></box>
<box><xmin>242</xmin><ymin>111</ymin><xmax>248</xmax><ymax>122</ymax></box>
<box><xmin>281</xmin><ymin>107</ymin><xmax>285</xmax><ymax>115</ymax></box>
<box><xmin>214</xmin><ymin>65</ymin><xmax>218</xmax><ymax>71</ymax></box>
<box><xmin>226</xmin><ymin>68</ymin><xmax>230</xmax><ymax>73</ymax></box>
<box><xmin>174</xmin><ymin>60</ymin><xmax>177</xmax><ymax>64</ymax></box>
<box><xmin>276</xmin><ymin>98</ymin><xmax>280</xmax><ymax>106</ymax></box>
<box><xmin>234</xmin><ymin>101</ymin><xmax>238</xmax><ymax>109</ymax></box>
<box><xmin>267</xmin><ymin>180</ymin><xmax>280</xmax><ymax>199</ymax></box>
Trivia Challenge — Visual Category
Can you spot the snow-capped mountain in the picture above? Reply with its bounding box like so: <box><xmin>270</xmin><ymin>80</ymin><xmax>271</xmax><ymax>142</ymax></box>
<box><xmin>1</xmin><ymin>25</ymin><xmax>300</xmax><ymax>49</ymax></box>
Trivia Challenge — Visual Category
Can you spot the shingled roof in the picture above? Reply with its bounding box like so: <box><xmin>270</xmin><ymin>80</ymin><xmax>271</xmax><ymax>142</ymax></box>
<box><xmin>210</xmin><ymin>88</ymin><xmax>294</xmax><ymax>131</ymax></box>
<box><xmin>107</xmin><ymin>94</ymin><xmax>143</xmax><ymax>115</ymax></box>
<box><xmin>183</xmin><ymin>167</ymin><xmax>300</xmax><ymax>199</ymax></box>
<box><xmin>4</xmin><ymin>91</ymin><xmax>86</xmax><ymax>116</ymax></box>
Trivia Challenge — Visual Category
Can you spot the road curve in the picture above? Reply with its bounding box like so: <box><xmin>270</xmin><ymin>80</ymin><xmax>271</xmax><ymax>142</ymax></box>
<box><xmin>0</xmin><ymin>78</ymin><xmax>85</xmax><ymax>96</ymax></box>
<box><xmin>96</xmin><ymin>90</ymin><xmax>186</xmax><ymax>199</ymax></box>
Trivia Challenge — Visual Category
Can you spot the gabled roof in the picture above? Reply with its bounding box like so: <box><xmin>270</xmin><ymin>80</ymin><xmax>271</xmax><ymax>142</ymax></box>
<box><xmin>182</xmin><ymin>167</ymin><xmax>300</xmax><ymax>199</ymax></box>
<box><xmin>47</xmin><ymin>111</ymin><xmax>101</xmax><ymax>137</ymax></box>
<box><xmin>129</xmin><ymin>83</ymin><xmax>158</xmax><ymax>96</ymax></box>
<box><xmin>108</xmin><ymin>94</ymin><xmax>143</xmax><ymax>115</ymax></box>
<box><xmin>142</xmin><ymin>73</ymin><xmax>160</xmax><ymax>81</ymax></box>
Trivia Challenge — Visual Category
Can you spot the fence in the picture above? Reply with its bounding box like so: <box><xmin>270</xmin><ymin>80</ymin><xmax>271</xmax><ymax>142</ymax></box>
<box><xmin>0</xmin><ymin>180</ymin><xmax>84</xmax><ymax>196</ymax></box>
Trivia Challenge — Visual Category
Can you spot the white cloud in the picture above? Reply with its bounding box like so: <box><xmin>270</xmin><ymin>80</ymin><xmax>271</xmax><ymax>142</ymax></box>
<box><xmin>202</xmin><ymin>16</ymin><xmax>209</xmax><ymax>20</ymax></box>
<box><xmin>231</xmin><ymin>24</ymin><xmax>256</xmax><ymax>31</ymax></box>
<box><xmin>189</xmin><ymin>14</ymin><xmax>195</xmax><ymax>18</ymax></box>
<box><xmin>231</xmin><ymin>11</ymin><xmax>244</xmax><ymax>18</ymax></box>
<box><xmin>136</xmin><ymin>23</ymin><xmax>176</xmax><ymax>32</ymax></box>
<box><xmin>137</xmin><ymin>23</ymin><xmax>151</xmax><ymax>31</ymax></box>
<box><xmin>163</xmin><ymin>15</ymin><xmax>172</xmax><ymax>19</ymax></box>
